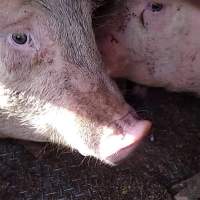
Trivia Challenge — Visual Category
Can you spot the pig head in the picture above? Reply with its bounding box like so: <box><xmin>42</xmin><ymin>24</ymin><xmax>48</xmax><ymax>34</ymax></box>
<box><xmin>0</xmin><ymin>0</ymin><xmax>151</xmax><ymax>165</ymax></box>
<box><xmin>96</xmin><ymin>0</ymin><xmax>200</xmax><ymax>95</ymax></box>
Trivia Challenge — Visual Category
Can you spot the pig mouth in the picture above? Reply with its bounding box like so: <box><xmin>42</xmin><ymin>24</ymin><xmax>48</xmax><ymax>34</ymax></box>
<box><xmin>104</xmin><ymin>140</ymin><xmax>141</xmax><ymax>166</ymax></box>
<box><xmin>99</xmin><ymin>119</ymin><xmax>152</xmax><ymax>165</ymax></box>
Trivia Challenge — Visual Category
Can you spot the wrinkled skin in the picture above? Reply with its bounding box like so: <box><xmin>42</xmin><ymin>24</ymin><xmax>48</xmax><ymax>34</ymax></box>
<box><xmin>96</xmin><ymin>0</ymin><xmax>200</xmax><ymax>95</ymax></box>
<box><xmin>0</xmin><ymin>0</ymin><xmax>151</xmax><ymax>165</ymax></box>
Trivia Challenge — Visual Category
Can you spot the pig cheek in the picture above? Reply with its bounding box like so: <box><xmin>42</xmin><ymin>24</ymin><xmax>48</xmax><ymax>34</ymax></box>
<box><xmin>0</xmin><ymin>48</ymin><xmax>31</xmax><ymax>79</ymax></box>
<box><xmin>33</xmin><ymin>48</ymin><xmax>55</xmax><ymax>66</ymax></box>
<box><xmin>49</xmin><ymin>107</ymin><xmax>101</xmax><ymax>157</ymax></box>
<box><xmin>97</xmin><ymin>34</ymin><xmax>130</xmax><ymax>78</ymax></box>
<box><xmin>70</xmin><ymin>75</ymin><xmax>98</xmax><ymax>93</ymax></box>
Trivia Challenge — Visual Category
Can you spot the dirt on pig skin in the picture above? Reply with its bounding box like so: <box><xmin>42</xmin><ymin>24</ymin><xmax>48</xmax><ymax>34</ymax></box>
<box><xmin>0</xmin><ymin>83</ymin><xmax>200</xmax><ymax>200</ymax></box>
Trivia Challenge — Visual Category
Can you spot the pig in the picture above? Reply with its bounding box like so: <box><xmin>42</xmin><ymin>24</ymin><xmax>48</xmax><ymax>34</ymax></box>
<box><xmin>0</xmin><ymin>0</ymin><xmax>151</xmax><ymax>165</ymax></box>
<box><xmin>96</xmin><ymin>0</ymin><xmax>200</xmax><ymax>95</ymax></box>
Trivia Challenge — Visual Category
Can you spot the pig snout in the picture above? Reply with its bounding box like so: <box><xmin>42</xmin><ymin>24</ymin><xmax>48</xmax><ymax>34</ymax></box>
<box><xmin>61</xmin><ymin>85</ymin><xmax>152</xmax><ymax>165</ymax></box>
<box><xmin>99</xmin><ymin>113</ymin><xmax>151</xmax><ymax>165</ymax></box>
<box><xmin>53</xmin><ymin>85</ymin><xmax>152</xmax><ymax>165</ymax></box>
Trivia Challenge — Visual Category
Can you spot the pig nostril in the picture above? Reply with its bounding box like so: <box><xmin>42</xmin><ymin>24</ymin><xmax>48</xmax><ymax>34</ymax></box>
<box><xmin>150</xmin><ymin>2</ymin><xmax>163</xmax><ymax>12</ymax></box>
<box><xmin>107</xmin><ymin>110</ymin><xmax>139</xmax><ymax>131</ymax></box>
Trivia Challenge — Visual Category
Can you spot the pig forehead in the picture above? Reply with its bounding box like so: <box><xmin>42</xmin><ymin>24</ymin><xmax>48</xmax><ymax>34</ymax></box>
<box><xmin>34</xmin><ymin>0</ymin><xmax>92</xmax><ymax>22</ymax></box>
<box><xmin>34</xmin><ymin>0</ymin><xmax>74</xmax><ymax>14</ymax></box>
<box><xmin>0</xmin><ymin>0</ymin><xmax>87</xmax><ymax>27</ymax></box>
<box><xmin>33</xmin><ymin>0</ymin><xmax>85</xmax><ymax>27</ymax></box>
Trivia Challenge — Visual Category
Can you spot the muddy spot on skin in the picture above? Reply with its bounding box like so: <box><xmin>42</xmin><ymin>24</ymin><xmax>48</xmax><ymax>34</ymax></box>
<box><xmin>191</xmin><ymin>54</ymin><xmax>197</xmax><ymax>62</ymax></box>
<box><xmin>117</xmin><ymin>8</ymin><xmax>133</xmax><ymax>33</ymax></box>
<box><xmin>132</xmin><ymin>12</ymin><xmax>137</xmax><ymax>17</ymax></box>
<box><xmin>148</xmin><ymin>66</ymin><xmax>156</xmax><ymax>76</ymax></box>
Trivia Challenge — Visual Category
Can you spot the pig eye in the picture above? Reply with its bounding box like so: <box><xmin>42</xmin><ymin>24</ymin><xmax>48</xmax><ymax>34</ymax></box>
<box><xmin>11</xmin><ymin>33</ymin><xmax>28</xmax><ymax>45</ymax></box>
<box><xmin>151</xmin><ymin>2</ymin><xmax>163</xmax><ymax>12</ymax></box>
